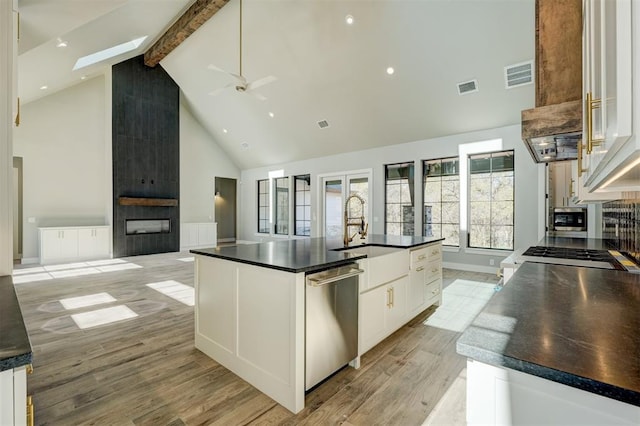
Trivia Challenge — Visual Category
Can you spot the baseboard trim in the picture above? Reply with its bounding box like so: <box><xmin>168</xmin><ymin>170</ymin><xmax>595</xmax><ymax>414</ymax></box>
<box><xmin>20</xmin><ymin>257</ymin><xmax>39</xmax><ymax>265</ymax></box>
<box><xmin>217</xmin><ymin>238</ymin><xmax>235</xmax><ymax>243</ymax></box>
<box><xmin>443</xmin><ymin>261</ymin><xmax>499</xmax><ymax>275</ymax></box>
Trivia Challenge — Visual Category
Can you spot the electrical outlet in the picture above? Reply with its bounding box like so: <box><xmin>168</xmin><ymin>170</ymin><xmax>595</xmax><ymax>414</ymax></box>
<box><xmin>489</xmin><ymin>259</ymin><xmax>495</xmax><ymax>266</ymax></box>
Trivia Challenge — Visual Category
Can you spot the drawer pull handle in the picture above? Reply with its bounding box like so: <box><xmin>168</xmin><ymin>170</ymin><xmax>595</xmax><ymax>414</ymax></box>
<box><xmin>27</xmin><ymin>395</ymin><xmax>34</xmax><ymax>426</ymax></box>
<box><xmin>417</xmin><ymin>254</ymin><xmax>427</xmax><ymax>260</ymax></box>
<box><xmin>431</xmin><ymin>250</ymin><xmax>439</xmax><ymax>255</ymax></box>
<box><xmin>416</xmin><ymin>266</ymin><xmax>425</xmax><ymax>272</ymax></box>
<box><xmin>431</xmin><ymin>268</ymin><xmax>439</xmax><ymax>273</ymax></box>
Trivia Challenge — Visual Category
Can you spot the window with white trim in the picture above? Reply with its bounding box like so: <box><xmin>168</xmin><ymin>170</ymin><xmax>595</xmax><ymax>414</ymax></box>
<box><xmin>468</xmin><ymin>150</ymin><xmax>514</xmax><ymax>250</ymax></box>
<box><xmin>423</xmin><ymin>157</ymin><xmax>460</xmax><ymax>246</ymax></box>
<box><xmin>257</xmin><ymin>179</ymin><xmax>269</xmax><ymax>233</ymax></box>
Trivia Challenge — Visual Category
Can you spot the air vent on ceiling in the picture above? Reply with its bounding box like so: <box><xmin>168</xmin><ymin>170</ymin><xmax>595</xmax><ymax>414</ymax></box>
<box><xmin>504</xmin><ymin>60</ymin><xmax>533</xmax><ymax>89</ymax></box>
<box><xmin>317</xmin><ymin>120</ymin><xmax>329</xmax><ymax>129</ymax></box>
<box><xmin>457</xmin><ymin>79</ymin><xmax>478</xmax><ymax>95</ymax></box>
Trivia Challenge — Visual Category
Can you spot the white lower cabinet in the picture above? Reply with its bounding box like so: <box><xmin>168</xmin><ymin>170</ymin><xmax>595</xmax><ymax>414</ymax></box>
<box><xmin>358</xmin><ymin>242</ymin><xmax>443</xmax><ymax>356</ymax></box>
<box><xmin>39</xmin><ymin>226</ymin><xmax>110</xmax><ymax>264</ymax></box>
<box><xmin>359</xmin><ymin>275</ymin><xmax>408</xmax><ymax>355</ymax></box>
<box><xmin>180</xmin><ymin>222</ymin><xmax>217</xmax><ymax>250</ymax></box>
<box><xmin>467</xmin><ymin>359</ymin><xmax>640</xmax><ymax>425</ymax></box>
<box><xmin>0</xmin><ymin>365</ymin><xmax>29</xmax><ymax>426</ymax></box>
<box><xmin>78</xmin><ymin>228</ymin><xmax>110</xmax><ymax>259</ymax></box>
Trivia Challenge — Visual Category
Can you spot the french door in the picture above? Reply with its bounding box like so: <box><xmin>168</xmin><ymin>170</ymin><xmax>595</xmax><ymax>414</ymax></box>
<box><xmin>320</xmin><ymin>171</ymin><xmax>371</xmax><ymax>239</ymax></box>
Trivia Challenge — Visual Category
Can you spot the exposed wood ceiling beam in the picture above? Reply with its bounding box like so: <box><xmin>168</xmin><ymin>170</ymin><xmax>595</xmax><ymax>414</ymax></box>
<box><xmin>144</xmin><ymin>0</ymin><xmax>230</xmax><ymax>67</ymax></box>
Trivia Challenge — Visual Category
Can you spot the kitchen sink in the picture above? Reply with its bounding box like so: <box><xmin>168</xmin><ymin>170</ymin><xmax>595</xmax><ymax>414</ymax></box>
<box><xmin>335</xmin><ymin>245</ymin><xmax>403</xmax><ymax>258</ymax></box>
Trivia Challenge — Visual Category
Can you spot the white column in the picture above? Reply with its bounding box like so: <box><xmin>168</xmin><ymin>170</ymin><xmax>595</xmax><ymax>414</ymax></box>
<box><xmin>0</xmin><ymin>0</ymin><xmax>16</xmax><ymax>275</ymax></box>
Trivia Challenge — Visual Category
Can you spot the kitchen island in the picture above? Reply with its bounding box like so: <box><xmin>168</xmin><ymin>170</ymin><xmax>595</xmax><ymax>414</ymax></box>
<box><xmin>457</xmin><ymin>262</ymin><xmax>640</xmax><ymax>424</ymax></box>
<box><xmin>191</xmin><ymin>235</ymin><xmax>443</xmax><ymax>413</ymax></box>
<box><xmin>1</xmin><ymin>275</ymin><xmax>33</xmax><ymax>425</ymax></box>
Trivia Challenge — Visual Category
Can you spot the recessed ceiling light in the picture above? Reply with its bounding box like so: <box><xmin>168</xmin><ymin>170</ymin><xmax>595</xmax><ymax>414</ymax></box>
<box><xmin>345</xmin><ymin>15</ymin><xmax>354</xmax><ymax>25</ymax></box>
<box><xmin>386</xmin><ymin>67</ymin><xmax>395</xmax><ymax>75</ymax></box>
<box><xmin>269</xmin><ymin>112</ymin><xmax>275</xmax><ymax>118</ymax></box>
<box><xmin>56</xmin><ymin>39</ymin><xmax>68</xmax><ymax>48</ymax></box>
<box><xmin>73</xmin><ymin>36</ymin><xmax>148</xmax><ymax>71</ymax></box>
<box><xmin>40</xmin><ymin>85</ymin><xmax>48</xmax><ymax>90</ymax></box>
<box><xmin>223</xmin><ymin>128</ymin><xmax>228</xmax><ymax>133</ymax></box>
<box><xmin>80</xmin><ymin>75</ymin><xmax>87</xmax><ymax>80</ymax></box>
<box><xmin>241</xmin><ymin>142</ymin><xmax>249</xmax><ymax>150</ymax></box>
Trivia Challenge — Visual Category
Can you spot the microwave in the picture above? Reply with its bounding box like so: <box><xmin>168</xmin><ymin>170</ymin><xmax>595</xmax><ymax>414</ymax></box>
<box><xmin>553</xmin><ymin>208</ymin><xmax>587</xmax><ymax>231</ymax></box>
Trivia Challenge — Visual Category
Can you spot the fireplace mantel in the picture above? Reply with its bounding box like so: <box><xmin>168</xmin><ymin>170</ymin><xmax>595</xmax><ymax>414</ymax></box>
<box><xmin>118</xmin><ymin>197</ymin><xmax>178</xmax><ymax>207</ymax></box>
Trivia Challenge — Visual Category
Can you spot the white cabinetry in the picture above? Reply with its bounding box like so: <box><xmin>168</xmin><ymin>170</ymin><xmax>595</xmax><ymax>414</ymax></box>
<box><xmin>0</xmin><ymin>365</ymin><xmax>28</xmax><ymax>426</ymax></box>
<box><xmin>581</xmin><ymin>0</ymin><xmax>639</xmax><ymax>192</ymax></box>
<box><xmin>359</xmin><ymin>275</ymin><xmax>408</xmax><ymax>355</ymax></box>
<box><xmin>78</xmin><ymin>228</ymin><xmax>110</xmax><ymax>259</ymax></box>
<box><xmin>408</xmin><ymin>245</ymin><xmax>442</xmax><ymax>317</ymax></box>
<box><xmin>39</xmin><ymin>226</ymin><xmax>110</xmax><ymax>264</ymax></box>
<box><xmin>180</xmin><ymin>222</ymin><xmax>217</xmax><ymax>250</ymax></box>
<box><xmin>467</xmin><ymin>359</ymin><xmax>640</xmax><ymax>425</ymax></box>
<box><xmin>358</xmin><ymin>242</ymin><xmax>442</xmax><ymax>356</ymax></box>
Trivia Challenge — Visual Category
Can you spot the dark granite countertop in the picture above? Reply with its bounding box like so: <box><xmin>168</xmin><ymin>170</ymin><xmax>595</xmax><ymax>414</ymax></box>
<box><xmin>536</xmin><ymin>236</ymin><xmax>614</xmax><ymax>250</ymax></box>
<box><xmin>457</xmin><ymin>262</ymin><xmax>640</xmax><ymax>407</ymax></box>
<box><xmin>191</xmin><ymin>235</ymin><xmax>444</xmax><ymax>274</ymax></box>
<box><xmin>0</xmin><ymin>275</ymin><xmax>33</xmax><ymax>371</ymax></box>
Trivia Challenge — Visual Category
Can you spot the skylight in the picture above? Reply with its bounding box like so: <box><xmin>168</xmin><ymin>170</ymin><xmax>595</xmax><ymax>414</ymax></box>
<box><xmin>73</xmin><ymin>36</ymin><xmax>148</xmax><ymax>71</ymax></box>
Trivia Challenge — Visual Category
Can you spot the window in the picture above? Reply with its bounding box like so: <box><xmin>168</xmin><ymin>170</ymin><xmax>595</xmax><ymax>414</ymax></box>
<box><xmin>257</xmin><ymin>179</ymin><xmax>269</xmax><ymax>233</ymax></box>
<box><xmin>294</xmin><ymin>175</ymin><xmax>311</xmax><ymax>236</ymax></box>
<box><xmin>385</xmin><ymin>162</ymin><xmax>415</xmax><ymax>236</ymax></box>
<box><xmin>274</xmin><ymin>177</ymin><xmax>289</xmax><ymax>235</ymax></box>
<box><xmin>468</xmin><ymin>150</ymin><xmax>514</xmax><ymax>250</ymax></box>
<box><xmin>423</xmin><ymin>157</ymin><xmax>460</xmax><ymax>246</ymax></box>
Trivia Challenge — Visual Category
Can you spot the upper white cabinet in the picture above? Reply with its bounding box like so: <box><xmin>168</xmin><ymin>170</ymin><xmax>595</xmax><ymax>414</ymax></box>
<box><xmin>581</xmin><ymin>0</ymin><xmax>639</xmax><ymax>192</ymax></box>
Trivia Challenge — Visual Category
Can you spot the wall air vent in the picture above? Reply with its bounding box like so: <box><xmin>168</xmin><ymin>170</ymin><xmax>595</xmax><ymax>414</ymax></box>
<box><xmin>457</xmin><ymin>79</ymin><xmax>478</xmax><ymax>95</ymax></box>
<box><xmin>504</xmin><ymin>60</ymin><xmax>533</xmax><ymax>89</ymax></box>
<box><xmin>317</xmin><ymin>120</ymin><xmax>329</xmax><ymax>129</ymax></box>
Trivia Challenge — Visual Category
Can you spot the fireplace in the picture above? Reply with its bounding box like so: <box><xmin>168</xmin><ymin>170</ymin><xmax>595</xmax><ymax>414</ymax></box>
<box><xmin>125</xmin><ymin>219</ymin><xmax>171</xmax><ymax>235</ymax></box>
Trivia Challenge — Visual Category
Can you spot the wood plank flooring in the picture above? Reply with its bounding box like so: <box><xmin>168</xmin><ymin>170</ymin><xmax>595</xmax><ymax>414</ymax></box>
<box><xmin>13</xmin><ymin>253</ymin><xmax>499</xmax><ymax>425</ymax></box>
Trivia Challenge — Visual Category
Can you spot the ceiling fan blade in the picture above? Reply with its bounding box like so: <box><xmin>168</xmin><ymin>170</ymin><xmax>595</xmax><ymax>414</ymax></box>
<box><xmin>207</xmin><ymin>64</ymin><xmax>231</xmax><ymax>74</ymax></box>
<box><xmin>246</xmin><ymin>75</ymin><xmax>277</xmax><ymax>91</ymax></box>
<box><xmin>208</xmin><ymin>82</ymin><xmax>235</xmax><ymax>96</ymax></box>
<box><xmin>250</xmin><ymin>91</ymin><xmax>267</xmax><ymax>101</ymax></box>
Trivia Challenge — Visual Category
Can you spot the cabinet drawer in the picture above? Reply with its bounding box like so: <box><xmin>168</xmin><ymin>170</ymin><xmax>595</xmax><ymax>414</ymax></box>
<box><xmin>426</xmin><ymin>244</ymin><xmax>442</xmax><ymax>261</ymax></box>
<box><xmin>425</xmin><ymin>259</ymin><xmax>441</xmax><ymax>284</ymax></box>
<box><xmin>410</xmin><ymin>248</ymin><xmax>428</xmax><ymax>267</ymax></box>
<box><xmin>425</xmin><ymin>279</ymin><xmax>442</xmax><ymax>302</ymax></box>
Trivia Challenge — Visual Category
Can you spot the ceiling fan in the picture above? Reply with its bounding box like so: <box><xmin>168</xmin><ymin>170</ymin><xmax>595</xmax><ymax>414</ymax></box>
<box><xmin>208</xmin><ymin>0</ymin><xmax>276</xmax><ymax>101</ymax></box>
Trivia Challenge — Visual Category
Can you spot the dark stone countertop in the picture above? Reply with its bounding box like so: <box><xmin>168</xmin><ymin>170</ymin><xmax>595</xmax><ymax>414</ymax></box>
<box><xmin>0</xmin><ymin>275</ymin><xmax>33</xmax><ymax>371</ymax></box>
<box><xmin>457</xmin><ymin>262</ymin><xmax>640</xmax><ymax>407</ymax></box>
<box><xmin>536</xmin><ymin>236</ymin><xmax>614</xmax><ymax>250</ymax></box>
<box><xmin>191</xmin><ymin>234</ymin><xmax>444</xmax><ymax>274</ymax></box>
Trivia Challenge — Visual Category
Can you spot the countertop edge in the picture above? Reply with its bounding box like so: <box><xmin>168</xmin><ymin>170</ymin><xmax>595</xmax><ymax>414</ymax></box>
<box><xmin>190</xmin><ymin>250</ymin><xmax>367</xmax><ymax>274</ymax></box>
<box><xmin>456</xmin><ymin>325</ymin><xmax>640</xmax><ymax>407</ymax></box>
<box><xmin>0</xmin><ymin>276</ymin><xmax>33</xmax><ymax>372</ymax></box>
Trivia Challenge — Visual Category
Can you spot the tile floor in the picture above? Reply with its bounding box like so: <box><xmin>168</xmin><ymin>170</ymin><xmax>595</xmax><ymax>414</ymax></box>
<box><xmin>424</xmin><ymin>279</ymin><xmax>498</xmax><ymax>332</ymax></box>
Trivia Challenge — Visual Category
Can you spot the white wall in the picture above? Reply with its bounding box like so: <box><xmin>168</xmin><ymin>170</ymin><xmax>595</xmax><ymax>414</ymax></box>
<box><xmin>13</xmin><ymin>76</ymin><xmax>109</xmax><ymax>261</ymax></box>
<box><xmin>179</xmin><ymin>99</ymin><xmax>240</xmax><ymax>223</ymax></box>
<box><xmin>239</xmin><ymin>124</ymin><xmax>545</xmax><ymax>271</ymax></box>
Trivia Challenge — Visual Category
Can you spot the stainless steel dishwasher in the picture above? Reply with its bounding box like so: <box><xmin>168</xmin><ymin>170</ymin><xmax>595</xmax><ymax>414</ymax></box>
<box><xmin>305</xmin><ymin>263</ymin><xmax>362</xmax><ymax>390</ymax></box>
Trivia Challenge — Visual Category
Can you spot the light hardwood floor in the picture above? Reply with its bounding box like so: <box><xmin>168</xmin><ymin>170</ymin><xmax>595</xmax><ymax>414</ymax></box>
<box><xmin>13</xmin><ymin>252</ymin><xmax>499</xmax><ymax>425</ymax></box>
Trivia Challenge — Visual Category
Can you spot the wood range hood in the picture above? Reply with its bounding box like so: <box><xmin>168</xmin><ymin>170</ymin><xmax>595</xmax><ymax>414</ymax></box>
<box><xmin>521</xmin><ymin>0</ymin><xmax>583</xmax><ymax>163</ymax></box>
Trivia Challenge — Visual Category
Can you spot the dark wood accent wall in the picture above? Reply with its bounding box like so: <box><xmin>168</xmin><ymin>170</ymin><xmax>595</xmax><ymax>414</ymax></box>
<box><xmin>112</xmin><ymin>55</ymin><xmax>180</xmax><ymax>257</ymax></box>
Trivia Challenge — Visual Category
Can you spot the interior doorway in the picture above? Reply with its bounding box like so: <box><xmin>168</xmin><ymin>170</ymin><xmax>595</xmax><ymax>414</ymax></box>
<box><xmin>320</xmin><ymin>170</ymin><xmax>371</xmax><ymax>238</ymax></box>
<box><xmin>13</xmin><ymin>157</ymin><xmax>23</xmax><ymax>262</ymax></box>
<box><xmin>215</xmin><ymin>177</ymin><xmax>237</xmax><ymax>243</ymax></box>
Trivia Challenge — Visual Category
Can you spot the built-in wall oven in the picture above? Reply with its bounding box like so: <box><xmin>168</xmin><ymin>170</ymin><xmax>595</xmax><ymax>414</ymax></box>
<box><xmin>553</xmin><ymin>207</ymin><xmax>587</xmax><ymax>232</ymax></box>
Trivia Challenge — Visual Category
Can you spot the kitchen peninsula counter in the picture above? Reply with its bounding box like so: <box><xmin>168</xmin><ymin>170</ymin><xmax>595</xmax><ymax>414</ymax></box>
<box><xmin>457</xmin><ymin>262</ymin><xmax>640</xmax><ymax>423</ymax></box>
<box><xmin>190</xmin><ymin>234</ymin><xmax>443</xmax><ymax>273</ymax></box>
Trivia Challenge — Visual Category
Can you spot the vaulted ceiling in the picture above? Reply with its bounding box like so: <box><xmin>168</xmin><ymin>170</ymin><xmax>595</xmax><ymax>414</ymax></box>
<box><xmin>17</xmin><ymin>0</ymin><xmax>535</xmax><ymax>170</ymax></box>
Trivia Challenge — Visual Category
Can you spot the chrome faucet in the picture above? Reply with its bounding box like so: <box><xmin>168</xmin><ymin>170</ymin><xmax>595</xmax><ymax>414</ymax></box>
<box><xmin>344</xmin><ymin>194</ymin><xmax>368</xmax><ymax>246</ymax></box>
